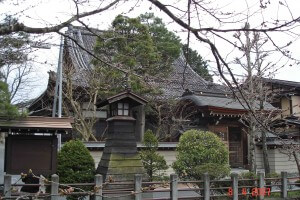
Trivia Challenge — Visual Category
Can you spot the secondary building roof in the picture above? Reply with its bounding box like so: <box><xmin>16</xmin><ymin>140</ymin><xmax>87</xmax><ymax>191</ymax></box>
<box><xmin>97</xmin><ymin>90</ymin><xmax>148</xmax><ymax>107</ymax></box>
<box><xmin>0</xmin><ymin>116</ymin><xmax>73</xmax><ymax>133</ymax></box>
<box><xmin>263</xmin><ymin>78</ymin><xmax>300</xmax><ymax>89</ymax></box>
<box><xmin>181</xmin><ymin>94</ymin><xmax>274</xmax><ymax>110</ymax></box>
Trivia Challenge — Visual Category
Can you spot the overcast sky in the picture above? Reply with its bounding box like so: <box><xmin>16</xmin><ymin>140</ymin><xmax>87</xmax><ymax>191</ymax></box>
<box><xmin>1</xmin><ymin>0</ymin><xmax>300</xmax><ymax>100</ymax></box>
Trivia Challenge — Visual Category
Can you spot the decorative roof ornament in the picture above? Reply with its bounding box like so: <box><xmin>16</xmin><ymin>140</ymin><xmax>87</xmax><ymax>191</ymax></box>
<box><xmin>182</xmin><ymin>89</ymin><xmax>194</xmax><ymax>97</ymax></box>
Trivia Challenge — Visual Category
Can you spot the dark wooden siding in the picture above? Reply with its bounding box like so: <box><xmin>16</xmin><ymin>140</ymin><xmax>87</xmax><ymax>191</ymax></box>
<box><xmin>5</xmin><ymin>135</ymin><xmax>57</xmax><ymax>175</ymax></box>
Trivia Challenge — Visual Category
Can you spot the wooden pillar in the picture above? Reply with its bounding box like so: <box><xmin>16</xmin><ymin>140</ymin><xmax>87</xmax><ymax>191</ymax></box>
<box><xmin>134</xmin><ymin>105</ymin><xmax>145</xmax><ymax>142</ymax></box>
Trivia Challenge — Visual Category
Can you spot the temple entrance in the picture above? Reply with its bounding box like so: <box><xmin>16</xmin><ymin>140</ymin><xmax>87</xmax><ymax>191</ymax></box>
<box><xmin>228</xmin><ymin>127</ymin><xmax>244</xmax><ymax>168</ymax></box>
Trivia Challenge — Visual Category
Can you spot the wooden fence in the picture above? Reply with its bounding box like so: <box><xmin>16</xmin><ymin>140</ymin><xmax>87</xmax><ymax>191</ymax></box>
<box><xmin>2</xmin><ymin>171</ymin><xmax>300</xmax><ymax>199</ymax></box>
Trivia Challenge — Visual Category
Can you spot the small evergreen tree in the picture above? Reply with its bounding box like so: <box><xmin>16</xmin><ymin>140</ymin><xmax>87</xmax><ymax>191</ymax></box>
<box><xmin>0</xmin><ymin>81</ymin><xmax>19</xmax><ymax>118</ymax></box>
<box><xmin>173</xmin><ymin>130</ymin><xmax>230</xmax><ymax>180</ymax></box>
<box><xmin>140</xmin><ymin>130</ymin><xmax>168</xmax><ymax>181</ymax></box>
<box><xmin>57</xmin><ymin>140</ymin><xmax>95</xmax><ymax>199</ymax></box>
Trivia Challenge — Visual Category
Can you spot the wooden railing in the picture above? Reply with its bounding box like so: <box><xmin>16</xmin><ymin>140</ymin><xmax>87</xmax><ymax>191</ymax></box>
<box><xmin>1</xmin><ymin>171</ymin><xmax>300</xmax><ymax>199</ymax></box>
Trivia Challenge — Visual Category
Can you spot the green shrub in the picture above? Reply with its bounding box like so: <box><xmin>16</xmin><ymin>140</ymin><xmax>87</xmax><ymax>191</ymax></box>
<box><xmin>238</xmin><ymin>172</ymin><xmax>257</xmax><ymax>187</ymax></box>
<box><xmin>173</xmin><ymin>130</ymin><xmax>230</xmax><ymax>180</ymax></box>
<box><xmin>265</xmin><ymin>172</ymin><xmax>280</xmax><ymax>179</ymax></box>
<box><xmin>57</xmin><ymin>140</ymin><xmax>95</xmax><ymax>199</ymax></box>
<box><xmin>266</xmin><ymin>190</ymin><xmax>300</xmax><ymax>198</ymax></box>
<box><xmin>140</xmin><ymin>130</ymin><xmax>168</xmax><ymax>181</ymax></box>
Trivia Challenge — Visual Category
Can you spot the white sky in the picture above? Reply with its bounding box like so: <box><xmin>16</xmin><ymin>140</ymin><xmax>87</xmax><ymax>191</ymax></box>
<box><xmin>1</xmin><ymin>0</ymin><xmax>300</xmax><ymax>100</ymax></box>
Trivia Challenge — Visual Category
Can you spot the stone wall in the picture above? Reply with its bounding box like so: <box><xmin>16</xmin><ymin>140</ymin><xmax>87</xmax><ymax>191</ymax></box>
<box><xmin>89</xmin><ymin>150</ymin><xmax>177</xmax><ymax>175</ymax></box>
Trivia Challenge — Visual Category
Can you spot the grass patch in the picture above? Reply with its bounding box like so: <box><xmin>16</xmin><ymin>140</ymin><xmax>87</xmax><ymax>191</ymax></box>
<box><xmin>266</xmin><ymin>190</ymin><xmax>300</xmax><ymax>198</ymax></box>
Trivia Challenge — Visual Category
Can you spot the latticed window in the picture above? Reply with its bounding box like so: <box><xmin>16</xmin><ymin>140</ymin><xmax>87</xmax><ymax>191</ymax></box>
<box><xmin>111</xmin><ymin>102</ymin><xmax>129</xmax><ymax>116</ymax></box>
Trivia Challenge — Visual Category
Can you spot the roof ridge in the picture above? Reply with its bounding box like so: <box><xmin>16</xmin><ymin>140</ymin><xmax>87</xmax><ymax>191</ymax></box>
<box><xmin>263</xmin><ymin>77</ymin><xmax>300</xmax><ymax>85</ymax></box>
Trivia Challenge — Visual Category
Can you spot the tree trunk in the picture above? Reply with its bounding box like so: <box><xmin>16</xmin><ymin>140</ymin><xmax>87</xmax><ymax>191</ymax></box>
<box><xmin>261</xmin><ymin>130</ymin><xmax>270</xmax><ymax>174</ymax></box>
<box><xmin>249</xmin><ymin>121</ymin><xmax>257</xmax><ymax>172</ymax></box>
<box><xmin>293</xmin><ymin>151</ymin><xmax>300</xmax><ymax>176</ymax></box>
<box><xmin>249</xmin><ymin>134</ymin><xmax>257</xmax><ymax>172</ymax></box>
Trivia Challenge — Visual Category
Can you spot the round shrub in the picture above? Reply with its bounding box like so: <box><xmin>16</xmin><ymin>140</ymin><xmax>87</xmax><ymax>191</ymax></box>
<box><xmin>173</xmin><ymin>130</ymin><xmax>230</xmax><ymax>180</ymax></box>
<box><xmin>57</xmin><ymin>140</ymin><xmax>95</xmax><ymax>195</ymax></box>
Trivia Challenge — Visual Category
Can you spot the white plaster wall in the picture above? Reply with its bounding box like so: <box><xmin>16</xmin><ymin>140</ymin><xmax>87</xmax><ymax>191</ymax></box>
<box><xmin>281</xmin><ymin>97</ymin><xmax>291</xmax><ymax>117</ymax></box>
<box><xmin>89</xmin><ymin>151</ymin><xmax>103</xmax><ymax>168</ymax></box>
<box><xmin>91</xmin><ymin>148</ymin><xmax>300</xmax><ymax>176</ymax></box>
<box><xmin>291</xmin><ymin>96</ymin><xmax>300</xmax><ymax>117</ymax></box>
<box><xmin>157</xmin><ymin>150</ymin><xmax>177</xmax><ymax>175</ymax></box>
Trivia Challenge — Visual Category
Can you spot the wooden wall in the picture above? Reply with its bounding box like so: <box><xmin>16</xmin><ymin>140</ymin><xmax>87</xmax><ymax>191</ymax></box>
<box><xmin>255</xmin><ymin>147</ymin><xmax>299</xmax><ymax>174</ymax></box>
<box><xmin>208</xmin><ymin>125</ymin><xmax>229</xmax><ymax>146</ymax></box>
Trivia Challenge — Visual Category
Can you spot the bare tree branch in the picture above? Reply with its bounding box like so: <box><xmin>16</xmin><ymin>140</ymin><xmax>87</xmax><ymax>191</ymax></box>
<box><xmin>0</xmin><ymin>0</ymin><xmax>120</xmax><ymax>35</ymax></box>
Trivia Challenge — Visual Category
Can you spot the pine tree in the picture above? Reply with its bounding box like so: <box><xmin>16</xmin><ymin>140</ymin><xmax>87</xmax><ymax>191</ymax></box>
<box><xmin>182</xmin><ymin>44</ymin><xmax>213</xmax><ymax>82</ymax></box>
<box><xmin>140</xmin><ymin>130</ymin><xmax>168</xmax><ymax>181</ymax></box>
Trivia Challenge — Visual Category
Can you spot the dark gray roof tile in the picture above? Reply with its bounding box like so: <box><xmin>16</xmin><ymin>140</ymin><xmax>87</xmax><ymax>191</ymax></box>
<box><xmin>181</xmin><ymin>94</ymin><xmax>275</xmax><ymax>111</ymax></box>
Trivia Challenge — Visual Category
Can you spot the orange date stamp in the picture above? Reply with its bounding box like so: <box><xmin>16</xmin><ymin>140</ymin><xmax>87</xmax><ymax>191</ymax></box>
<box><xmin>228</xmin><ymin>187</ymin><xmax>271</xmax><ymax>196</ymax></box>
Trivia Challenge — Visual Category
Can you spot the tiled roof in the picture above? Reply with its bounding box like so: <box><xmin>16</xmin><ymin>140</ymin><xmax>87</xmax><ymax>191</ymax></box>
<box><xmin>64</xmin><ymin>26</ymin><xmax>226</xmax><ymax>98</ymax></box>
<box><xmin>263</xmin><ymin>78</ymin><xmax>300</xmax><ymax>89</ymax></box>
<box><xmin>0</xmin><ymin>116</ymin><xmax>73</xmax><ymax>133</ymax></box>
<box><xmin>181</xmin><ymin>94</ymin><xmax>275</xmax><ymax>111</ymax></box>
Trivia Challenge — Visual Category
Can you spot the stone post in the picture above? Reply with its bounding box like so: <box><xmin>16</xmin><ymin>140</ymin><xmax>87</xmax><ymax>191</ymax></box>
<box><xmin>4</xmin><ymin>174</ymin><xmax>12</xmax><ymax>198</ymax></box>
<box><xmin>258</xmin><ymin>171</ymin><xmax>265</xmax><ymax>200</ymax></box>
<box><xmin>281</xmin><ymin>171</ymin><xmax>288</xmax><ymax>199</ymax></box>
<box><xmin>51</xmin><ymin>174</ymin><xmax>59</xmax><ymax>200</ymax></box>
<box><xmin>231</xmin><ymin>173</ymin><xmax>238</xmax><ymax>200</ymax></box>
<box><xmin>203</xmin><ymin>173</ymin><xmax>210</xmax><ymax>200</ymax></box>
<box><xmin>170</xmin><ymin>174</ymin><xmax>178</xmax><ymax>200</ymax></box>
<box><xmin>134</xmin><ymin>174</ymin><xmax>142</xmax><ymax>200</ymax></box>
<box><xmin>94</xmin><ymin>174</ymin><xmax>103</xmax><ymax>200</ymax></box>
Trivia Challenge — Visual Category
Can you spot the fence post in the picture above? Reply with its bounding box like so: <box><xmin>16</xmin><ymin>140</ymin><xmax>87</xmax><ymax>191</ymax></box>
<box><xmin>281</xmin><ymin>171</ymin><xmax>288</xmax><ymax>199</ymax></box>
<box><xmin>51</xmin><ymin>174</ymin><xmax>59</xmax><ymax>200</ymax></box>
<box><xmin>170</xmin><ymin>174</ymin><xmax>178</xmax><ymax>200</ymax></box>
<box><xmin>231</xmin><ymin>173</ymin><xmax>238</xmax><ymax>200</ymax></box>
<box><xmin>40</xmin><ymin>175</ymin><xmax>46</xmax><ymax>194</ymax></box>
<box><xmin>4</xmin><ymin>174</ymin><xmax>12</xmax><ymax>198</ymax></box>
<box><xmin>258</xmin><ymin>171</ymin><xmax>265</xmax><ymax>200</ymax></box>
<box><xmin>203</xmin><ymin>173</ymin><xmax>210</xmax><ymax>200</ymax></box>
<box><xmin>134</xmin><ymin>174</ymin><xmax>142</xmax><ymax>200</ymax></box>
<box><xmin>94</xmin><ymin>174</ymin><xmax>103</xmax><ymax>200</ymax></box>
